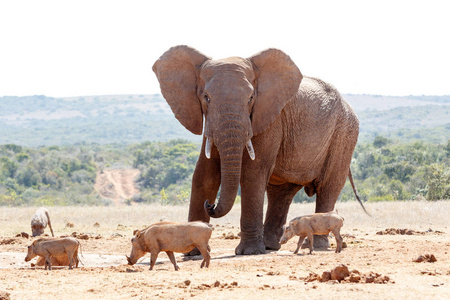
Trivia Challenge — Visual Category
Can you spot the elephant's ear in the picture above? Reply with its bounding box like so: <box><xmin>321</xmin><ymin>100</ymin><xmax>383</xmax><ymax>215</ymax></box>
<box><xmin>152</xmin><ymin>45</ymin><xmax>211</xmax><ymax>135</ymax></box>
<box><xmin>248</xmin><ymin>49</ymin><xmax>302</xmax><ymax>136</ymax></box>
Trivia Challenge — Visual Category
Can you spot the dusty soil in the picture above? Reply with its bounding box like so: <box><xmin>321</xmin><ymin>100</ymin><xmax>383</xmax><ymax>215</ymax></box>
<box><xmin>94</xmin><ymin>169</ymin><xmax>140</xmax><ymax>205</ymax></box>
<box><xmin>0</xmin><ymin>202</ymin><xmax>449</xmax><ymax>299</ymax></box>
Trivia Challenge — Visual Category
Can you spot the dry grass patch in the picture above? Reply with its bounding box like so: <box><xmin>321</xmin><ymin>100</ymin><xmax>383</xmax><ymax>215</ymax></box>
<box><xmin>1</xmin><ymin>201</ymin><xmax>448</xmax><ymax>237</ymax></box>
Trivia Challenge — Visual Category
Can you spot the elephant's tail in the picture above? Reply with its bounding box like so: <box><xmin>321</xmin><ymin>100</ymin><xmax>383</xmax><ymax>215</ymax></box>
<box><xmin>348</xmin><ymin>169</ymin><xmax>371</xmax><ymax>216</ymax></box>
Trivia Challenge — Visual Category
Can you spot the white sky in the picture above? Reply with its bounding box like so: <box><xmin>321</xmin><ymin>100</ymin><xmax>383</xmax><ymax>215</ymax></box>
<box><xmin>0</xmin><ymin>0</ymin><xmax>449</xmax><ymax>97</ymax></box>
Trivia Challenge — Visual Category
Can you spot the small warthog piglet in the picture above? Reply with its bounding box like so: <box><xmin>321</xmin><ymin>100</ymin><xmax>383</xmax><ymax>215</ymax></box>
<box><xmin>127</xmin><ymin>221</ymin><xmax>213</xmax><ymax>271</ymax></box>
<box><xmin>280</xmin><ymin>211</ymin><xmax>344</xmax><ymax>254</ymax></box>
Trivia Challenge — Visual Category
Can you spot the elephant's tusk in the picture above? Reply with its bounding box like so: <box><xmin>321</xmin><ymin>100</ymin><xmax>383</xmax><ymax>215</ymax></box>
<box><xmin>205</xmin><ymin>137</ymin><xmax>212</xmax><ymax>159</ymax></box>
<box><xmin>246</xmin><ymin>140</ymin><xmax>255</xmax><ymax>160</ymax></box>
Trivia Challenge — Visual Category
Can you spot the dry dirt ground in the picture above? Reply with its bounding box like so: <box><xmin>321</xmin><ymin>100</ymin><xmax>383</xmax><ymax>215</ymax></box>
<box><xmin>0</xmin><ymin>201</ymin><xmax>449</xmax><ymax>299</ymax></box>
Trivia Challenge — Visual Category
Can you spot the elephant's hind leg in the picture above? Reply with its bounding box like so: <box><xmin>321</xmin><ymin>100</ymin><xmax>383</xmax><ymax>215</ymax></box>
<box><xmin>311</xmin><ymin>172</ymin><xmax>348</xmax><ymax>250</ymax></box>
<box><xmin>313</xmin><ymin>125</ymin><xmax>357</xmax><ymax>249</ymax></box>
<box><xmin>264</xmin><ymin>182</ymin><xmax>302</xmax><ymax>250</ymax></box>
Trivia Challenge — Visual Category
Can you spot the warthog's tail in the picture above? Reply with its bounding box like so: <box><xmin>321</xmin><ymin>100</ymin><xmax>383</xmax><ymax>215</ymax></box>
<box><xmin>349</xmin><ymin>169</ymin><xmax>371</xmax><ymax>217</ymax></box>
<box><xmin>77</xmin><ymin>240</ymin><xmax>85</xmax><ymax>266</ymax></box>
<box><xmin>77</xmin><ymin>254</ymin><xmax>85</xmax><ymax>266</ymax></box>
<box><xmin>45</xmin><ymin>210</ymin><xmax>55</xmax><ymax>237</ymax></box>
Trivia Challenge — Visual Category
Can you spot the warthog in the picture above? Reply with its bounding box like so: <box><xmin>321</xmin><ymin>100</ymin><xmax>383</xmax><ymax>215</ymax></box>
<box><xmin>31</xmin><ymin>207</ymin><xmax>54</xmax><ymax>237</ymax></box>
<box><xmin>34</xmin><ymin>254</ymin><xmax>81</xmax><ymax>267</ymax></box>
<box><xmin>280</xmin><ymin>211</ymin><xmax>344</xmax><ymax>254</ymax></box>
<box><xmin>126</xmin><ymin>221</ymin><xmax>213</xmax><ymax>271</ymax></box>
<box><xmin>25</xmin><ymin>237</ymin><xmax>81</xmax><ymax>270</ymax></box>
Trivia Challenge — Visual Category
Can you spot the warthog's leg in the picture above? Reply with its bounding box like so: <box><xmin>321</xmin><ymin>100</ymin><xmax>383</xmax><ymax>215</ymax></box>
<box><xmin>67</xmin><ymin>250</ymin><xmax>75</xmax><ymax>270</ymax></box>
<box><xmin>74</xmin><ymin>249</ymin><xmax>79</xmax><ymax>268</ymax></box>
<box><xmin>307</xmin><ymin>233</ymin><xmax>314</xmax><ymax>254</ymax></box>
<box><xmin>166</xmin><ymin>251</ymin><xmax>179</xmax><ymax>271</ymax></box>
<box><xmin>332</xmin><ymin>229</ymin><xmax>343</xmax><ymax>253</ymax></box>
<box><xmin>196</xmin><ymin>244</ymin><xmax>211</xmax><ymax>268</ymax></box>
<box><xmin>44</xmin><ymin>256</ymin><xmax>52</xmax><ymax>270</ymax></box>
<box><xmin>149</xmin><ymin>252</ymin><xmax>159</xmax><ymax>270</ymax></box>
<box><xmin>294</xmin><ymin>236</ymin><xmax>306</xmax><ymax>254</ymax></box>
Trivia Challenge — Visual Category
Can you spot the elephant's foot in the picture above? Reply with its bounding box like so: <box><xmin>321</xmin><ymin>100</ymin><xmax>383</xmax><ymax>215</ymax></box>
<box><xmin>235</xmin><ymin>239</ymin><xmax>266</xmax><ymax>255</ymax></box>
<box><xmin>183</xmin><ymin>247</ymin><xmax>201</xmax><ymax>256</ymax></box>
<box><xmin>263</xmin><ymin>235</ymin><xmax>281</xmax><ymax>251</ymax></box>
<box><xmin>302</xmin><ymin>235</ymin><xmax>330</xmax><ymax>250</ymax></box>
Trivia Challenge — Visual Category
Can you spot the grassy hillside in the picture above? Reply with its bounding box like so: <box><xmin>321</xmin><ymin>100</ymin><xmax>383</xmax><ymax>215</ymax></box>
<box><xmin>0</xmin><ymin>94</ymin><xmax>201</xmax><ymax>146</ymax></box>
<box><xmin>357</xmin><ymin>105</ymin><xmax>450</xmax><ymax>143</ymax></box>
<box><xmin>1</xmin><ymin>94</ymin><xmax>449</xmax><ymax>146</ymax></box>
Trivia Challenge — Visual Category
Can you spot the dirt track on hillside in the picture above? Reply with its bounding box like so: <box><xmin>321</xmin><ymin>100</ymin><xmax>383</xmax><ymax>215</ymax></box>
<box><xmin>94</xmin><ymin>169</ymin><xmax>140</xmax><ymax>205</ymax></box>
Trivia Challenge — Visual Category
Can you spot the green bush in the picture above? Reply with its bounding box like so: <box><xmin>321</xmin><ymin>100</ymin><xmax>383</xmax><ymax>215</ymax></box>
<box><xmin>425</xmin><ymin>163</ymin><xmax>450</xmax><ymax>200</ymax></box>
<box><xmin>351</xmin><ymin>138</ymin><xmax>449</xmax><ymax>201</ymax></box>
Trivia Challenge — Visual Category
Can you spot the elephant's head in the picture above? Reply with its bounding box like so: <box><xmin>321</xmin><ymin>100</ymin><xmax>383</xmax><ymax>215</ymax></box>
<box><xmin>153</xmin><ymin>45</ymin><xmax>302</xmax><ymax>218</ymax></box>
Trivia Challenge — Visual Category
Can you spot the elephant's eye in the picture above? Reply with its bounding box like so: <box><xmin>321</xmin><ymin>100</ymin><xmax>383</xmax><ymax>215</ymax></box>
<box><xmin>248</xmin><ymin>95</ymin><xmax>253</xmax><ymax>104</ymax></box>
<box><xmin>204</xmin><ymin>94</ymin><xmax>210</xmax><ymax>103</ymax></box>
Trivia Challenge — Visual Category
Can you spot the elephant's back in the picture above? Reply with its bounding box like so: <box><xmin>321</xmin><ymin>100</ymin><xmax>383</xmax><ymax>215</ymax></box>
<box><xmin>272</xmin><ymin>76</ymin><xmax>358</xmax><ymax>183</ymax></box>
<box><xmin>292</xmin><ymin>76</ymin><xmax>358</xmax><ymax>126</ymax></box>
<box><xmin>296</xmin><ymin>77</ymin><xmax>344</xmax><ymax>111</ymax></box>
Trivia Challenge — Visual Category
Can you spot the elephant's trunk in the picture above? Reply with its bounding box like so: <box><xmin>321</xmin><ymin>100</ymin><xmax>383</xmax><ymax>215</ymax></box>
<box><xmin>204</xmin><ymin>130</ymin><xmax>246</xmax><ymax>218</ymax></box>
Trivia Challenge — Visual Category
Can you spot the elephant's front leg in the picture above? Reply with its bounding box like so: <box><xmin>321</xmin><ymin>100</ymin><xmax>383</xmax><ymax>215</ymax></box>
<box><xmin>236</xmin><ymin>179</ymin><xmax>266</xmax><ymax>255</ymax></box>
<box><xmin>236</xmin><ymin>154</ymin><xmax>276</xmax><ymax>255</ymax></box>
<box><xmin>264</xmin><ymin>182</ymin><xmax>302</xmax><ymax>250</ymax></box>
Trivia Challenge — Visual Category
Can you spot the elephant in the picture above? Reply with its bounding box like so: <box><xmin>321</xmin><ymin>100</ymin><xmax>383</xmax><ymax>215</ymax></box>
<box><xmin>152</xmin><ymin>45</ymin><xmax>363</xmax><ymax>255</ymax></box>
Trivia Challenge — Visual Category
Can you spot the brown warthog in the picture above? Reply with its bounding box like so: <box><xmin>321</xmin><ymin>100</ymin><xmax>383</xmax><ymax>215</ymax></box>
<box><xmin>31</xmin><ymin>207</ymin><xmax>54</xmax><ymax>237</ymax></box>
<box><xmin>126</xmin><ymin>221</ymin><xmax>213</xmax><ymax>271</ymax></box>
<box><xmin>25</xmin><ymin>237</ymin><xmax>81</xmax><ymax>270</ymax></box>
<box><xmin>34</xmin><ymin>254</ymin><xmax>81</xmax><ymax>267</ymax></box>
<box><xmin>280</xmin><ymin>211</ymin><xmax>344</xmax><ymax>254</ymax></box>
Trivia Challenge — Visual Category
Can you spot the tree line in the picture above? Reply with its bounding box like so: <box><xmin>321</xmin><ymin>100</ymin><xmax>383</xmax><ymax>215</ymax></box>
<box><xmin>0</xmin><ymin>138</ymin><xmax>448</xmax><ymax>206</ymax></box>
<box><xmin>338</xmin><ymin>137</ymin><xmax>449</xmax><ymax>202</ymax></box>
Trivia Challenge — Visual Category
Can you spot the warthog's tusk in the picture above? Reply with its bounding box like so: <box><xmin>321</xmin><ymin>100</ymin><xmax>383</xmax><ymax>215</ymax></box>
<box><xmin>246</xmin><ymin>140</ymin><xmax>255</xmax><ymax>160</ymax></box>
